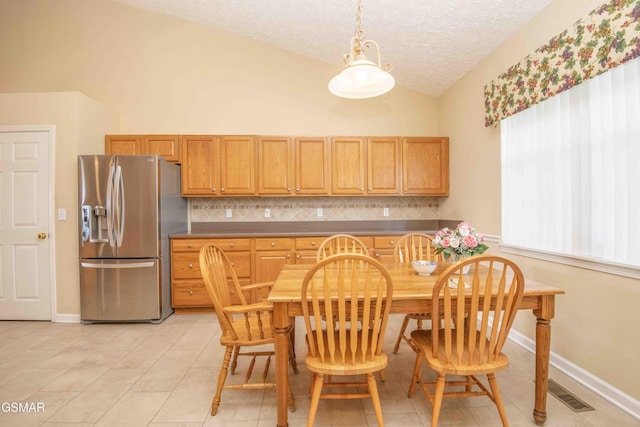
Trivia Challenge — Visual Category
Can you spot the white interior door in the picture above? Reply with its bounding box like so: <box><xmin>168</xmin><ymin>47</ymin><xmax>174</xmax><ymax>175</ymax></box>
<box><xmin>0</xmin><ymin>126</ymin><xmax>54</xmax><ymax>320</ymax></box>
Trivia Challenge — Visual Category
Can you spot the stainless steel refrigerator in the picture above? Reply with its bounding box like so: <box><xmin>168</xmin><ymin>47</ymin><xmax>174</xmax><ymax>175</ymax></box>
<box><xmin>78</xmin><ymin>155</ymin><xmax>187</xmax><ymax>323</ymax></box>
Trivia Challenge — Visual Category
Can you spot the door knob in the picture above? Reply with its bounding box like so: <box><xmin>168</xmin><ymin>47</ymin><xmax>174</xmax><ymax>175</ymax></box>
<box><xmin>38</xmin><ymin>232</ymin><xmax>47</xmax><ymax>240</ymax></box>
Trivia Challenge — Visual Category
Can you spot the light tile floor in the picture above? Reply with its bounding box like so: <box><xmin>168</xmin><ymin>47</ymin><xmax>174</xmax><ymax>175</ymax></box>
<box><xmin>0</xmin><ymin>314</ymin><xmax>637</xmax><ymax>426</ymax></box>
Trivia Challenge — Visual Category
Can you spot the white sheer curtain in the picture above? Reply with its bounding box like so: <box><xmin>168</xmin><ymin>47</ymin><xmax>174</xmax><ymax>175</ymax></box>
<box><xmin>501</xmin><ymin>57</ymin><xmax>640</xmax><ymax>267</ymax></box>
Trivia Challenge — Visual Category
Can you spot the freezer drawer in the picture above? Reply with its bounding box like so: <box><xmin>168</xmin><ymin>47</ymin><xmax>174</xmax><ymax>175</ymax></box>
<box><xmin>80</xmin><ymin>259</ymin><xmax>162</xmax><ymax>322</ymax></box>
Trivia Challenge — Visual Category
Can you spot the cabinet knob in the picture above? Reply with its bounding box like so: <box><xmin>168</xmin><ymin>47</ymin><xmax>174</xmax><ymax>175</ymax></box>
<box><xmin>296</xmin><ymin>255</ymin><xmax>300</xmax><ymax>259</ymax></box>
<box><xmin>286</xmin><ymin>254</ymin><xmax>291</xmax><ymax>259</ymax></box>
<box><xmin>230</xmin><ymin>262</ymin><xmax>235</xmax><ymax>267</ymax></box>
<box><xmin>211</xmin><ymin>188</ymin><xmax>216</xmax><ymax>192</ymax></box>
<box><xmin>296</xmin><ymin>188</ymin><xmax>300</xmax><ymax>191</ymax></box>
<box><xmin>368</xmin><ymin>187</ymin><xmax>372</xmax><ymax>191</ymax></box>
<box><xmin>360</xmin><ymin>187</ymin><xmax>364</xmax><ymax>192</ymax></box>
<box><xmin>287</xmin><ymin>187</ymin><xmax>291</xmax><ymax>191</ymax></box>
<box><xmin>311</xmin><ymin>241</ymin><xmax>316</xmax><ymax>246</ymax></box>
<box><xmin>221</xmin><ymin>187</ymin><xmax>225</xmax><ymax>192</ymax></box>
<box><xmin>189</xmin><ymin>290</ymin><xmax>193</xmax><ymax>295</ymax></box>
<box><xmin>230</xmin><ymin>289</ymin><xmax>235</xmax><ymax>294</ymax></box>
<box><xmin>187</xmin><ymin>243</ymin><xmax>193</xmax><ymax>248</ymax></box>
<box><xmin>375</xmin><ymin>252</ymin><xmax>380</xmax><ymax>257</ymax></box>
<box><xmin>271</xmin><ymin>242</ymin><xmax>276</xmax><ymax>247</ymax></box>
<box><xmin>390</xmin><ymin>241</ymin><xmax>395</xmax><ymax>245</ymax></box>
<box><xmin>188</xmin><ymin>263</ymin><xmax>193</xmax><ymax>268</ymax></box>
<box><xmin>229</xmin><ymin>242</ymin><xmax>234</xmax><ymax>248</ymax></box>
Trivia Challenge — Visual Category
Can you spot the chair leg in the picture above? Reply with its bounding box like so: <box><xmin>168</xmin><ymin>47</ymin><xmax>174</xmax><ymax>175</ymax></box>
<box><xmin>393</xmin><ymin>315</ymin><xmax>411</xmax><ymax>353</ymax></box>
<box><xmin>367</xmin><ymin>372</ymin><xmax>385</xmax><ymax>427</ymax></box>
<box><xmin>487</xmin><ymin>373</ymin><xmax>509</xmax><ymax>427</ymax></box>
<box><xmin>407</xmin><ymin>349</ymin><xmax>424</xmax><ymax>397</ymax></box>
<box><xmin>430</xmin><ymin>373</ymin><xmax>446</xmax><ymax>427</ymax></box>
<box><xmin>230</xmin><ymin>346</ymin><xmax>240</xmax><ymax>374</ymax></box>
<box><xmin>211</xmin><ymin>346</ymin><xmax>233</xmax><ymax>416</ymax></box>
<box><xmin>307</xmin><ymin>373</ymin><xmax>324</xmax><ymax>427</ymax></box>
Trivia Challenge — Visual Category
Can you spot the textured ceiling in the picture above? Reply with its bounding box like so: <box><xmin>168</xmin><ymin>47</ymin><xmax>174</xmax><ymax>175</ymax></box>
<box><xmin>115</xmin><ymin>0</ymin><xmax>552</xmax><ymax>97</ymax></box>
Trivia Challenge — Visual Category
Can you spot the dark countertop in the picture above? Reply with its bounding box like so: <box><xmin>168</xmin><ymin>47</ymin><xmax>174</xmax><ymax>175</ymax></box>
<box><xmin>171</xmin><ymin>220</ymin><xmax>460</xmax><ymax>238</ymax></box>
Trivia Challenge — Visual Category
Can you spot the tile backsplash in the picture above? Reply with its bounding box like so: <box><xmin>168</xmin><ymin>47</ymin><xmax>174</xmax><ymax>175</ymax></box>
<box><xmin>190</xmin><ymin>196</ymin><xmax>440</xmax><ymax>222</ymax></box>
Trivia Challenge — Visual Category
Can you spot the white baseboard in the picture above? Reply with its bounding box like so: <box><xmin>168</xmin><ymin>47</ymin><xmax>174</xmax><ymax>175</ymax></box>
<box><xmin>54</xmin><ymin>313</ymin><xmax>81</xmax><ymax>323</ymax></box>
<box><xmin>508</xmin><ymin>329</ymin><xmax>640</xmax><ymax>421</ymax></box>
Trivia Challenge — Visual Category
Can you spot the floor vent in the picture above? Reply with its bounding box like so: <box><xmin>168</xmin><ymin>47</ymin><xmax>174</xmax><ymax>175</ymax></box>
<box><xmin>547</xmin><ymin>379</ymin><xmax>595</xmax><ymax>412</ymax></box>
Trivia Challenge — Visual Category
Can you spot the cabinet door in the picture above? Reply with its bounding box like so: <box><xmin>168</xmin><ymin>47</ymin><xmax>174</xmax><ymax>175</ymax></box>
<box><xmin>295</xmin><ymin>137</ymin><xmax>330</xmax><ymax>195</ymax></box>
<box><xmin>254</xmin><ymin>251</ymin><xmax>293</xmax><ymax>284</ymax></box>
<box><xmin>402</xmin><ymin>137</ymin><xmax>449</xmax><ymax>195</ymax></box>
<box><xmin>258</xmin><ymin>136</ymin><xmax>293</xmax><ymax>195</ymax></box>
<box><xmin>367</xmin><ymin>137</ymin><xmax>400</xmax><ymax>194</ymax></box>
<box><xmin>331</xmin><ymin>137</ymin><xmax>366</xmax><ymax>195</ymax></box>
<box><xmin>181</xmin><ymin>135</ymin><xmax>220</xmax><ymax>196</ymax></box>
<box><xmin>220</xmin><ymin>136</ymin><xmax>256</xmax><ymax>195</ymax></box>
<box><xmin>143</xmin><ymin>135</ymin><xmax>181</xmax><ymax>163</ymax></box>
<box><xmin>105</xmin><ymin>135</ymin><xmax>144</xmax><ymax>155</ymax></box>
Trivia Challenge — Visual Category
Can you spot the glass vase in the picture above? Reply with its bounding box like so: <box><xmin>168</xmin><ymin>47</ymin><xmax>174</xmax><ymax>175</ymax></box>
<box><xmin>451</xmin><ymin>254</ymin><xmax>471</xmax><ymax>275</ymax></box>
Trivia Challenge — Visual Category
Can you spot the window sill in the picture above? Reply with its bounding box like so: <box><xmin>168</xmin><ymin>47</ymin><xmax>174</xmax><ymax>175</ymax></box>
<box><xmin>499</xmin><ymin>243</ymin><xmax>640</xmax><ymax>280</ymax></box>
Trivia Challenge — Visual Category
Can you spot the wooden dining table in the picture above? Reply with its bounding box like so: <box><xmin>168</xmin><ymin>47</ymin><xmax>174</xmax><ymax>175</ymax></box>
<box><xmin>268</xmin><ymin>262</ymin><xmax>565</xmax><ymax>427</ymax></box>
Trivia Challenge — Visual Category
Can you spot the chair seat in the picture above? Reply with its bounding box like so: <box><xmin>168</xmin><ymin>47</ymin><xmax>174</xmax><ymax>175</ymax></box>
<box><xmin>220</xmin><ymin>313</ymin><xmax>276</xmax><ymax>347</ymax></box>
<box><xmin>411</xmin><ymin>329</ymin><xmax>510</xmax><ymax>376</ymax></box>
<box><xmin>305</xmin><ymin>329</ymin><xmax>388</xmax><ymax>376</ymax></box>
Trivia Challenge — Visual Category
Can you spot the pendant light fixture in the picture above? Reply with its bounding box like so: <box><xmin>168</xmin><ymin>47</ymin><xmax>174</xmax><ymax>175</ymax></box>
<box><xmin>328</xmin><ymin>0</ymin><xmax>395</xmax><ymax>99</ymax></box>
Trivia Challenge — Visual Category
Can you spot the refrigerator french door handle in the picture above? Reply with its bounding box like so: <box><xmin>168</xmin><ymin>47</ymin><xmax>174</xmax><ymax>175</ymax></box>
<box><xmin>114</xmin><ymin>164</ymin><xmax>125</xmax><ymax>248</ymax></box>
<box><xmin>106</xmin><ymin>162</ymin><xmax>116</xmax><ymax>247</ymax></box>
<box><xmin>81</xmin><ymin>261</ymin><xmax>155</xmax><ymax>269</ymax></box>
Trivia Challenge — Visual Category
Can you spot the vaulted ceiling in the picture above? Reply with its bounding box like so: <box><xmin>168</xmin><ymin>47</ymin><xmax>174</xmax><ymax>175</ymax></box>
<box><xmin>115</xmin><ymin>0</ymin><xmax>552</xmax><ymax>96</ymax></box>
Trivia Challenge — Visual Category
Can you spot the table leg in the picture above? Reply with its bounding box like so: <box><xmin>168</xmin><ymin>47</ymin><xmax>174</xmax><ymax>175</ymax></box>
<box><xmin>274</xmin><ymin>302</ymin><xmax>289</xmax><ymax>427</ymax></box>
<box><xmin>533</xmin><ymin>296</ymin><xmax>555</xmax><ymax>426</ymax></box>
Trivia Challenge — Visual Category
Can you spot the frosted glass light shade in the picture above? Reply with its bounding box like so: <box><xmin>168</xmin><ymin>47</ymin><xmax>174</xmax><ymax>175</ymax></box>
<box><xmin>328</xmin><ymin>58</ymin><xmax>395</xmax><ymax>99</ymax></box>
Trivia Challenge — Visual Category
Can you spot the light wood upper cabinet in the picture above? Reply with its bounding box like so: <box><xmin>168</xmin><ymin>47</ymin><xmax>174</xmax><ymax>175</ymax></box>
<box><xmin>106</xmin><ymin>135</ymin><xmax>181</xmax><ymax>163</ymax></box>
<box><xmin>367</xmin><ymin>137</ymin><xmax>401</xmax><ymax>194</ymax></box>
<box><xmin>402</xmin><ymin>137</ymin><xmax>449</xmax><ymax>196</ymax></box>
<box><xmin>295</xmin><ymin>137</ymin><xmax>330</xmax><ymax>195</ymax></box>
<box><xmin>143</xmin><ymin>135</ymin><xmax>181</xmax><ymax>163</ymax></box>
<box><xmin>220</xmin><ymin>135</ymin><xmax>256</xmax><ymax>195</ymax></box>
<box><xmin>181</xmin><ymin>135</ymin><xmax>220</xmax><ymax>196</ymax></box>
<box><xmin>258</xmin><ymin>136</ymin><xmax>293</xmax><ymax>195</ymax></box>
<box><xmin>331</xmin><ymin>137</ymin><xmax>366</xmax><ymax>195</ymax></box>
<box><xmin>105</xmin><ymin>135</ymin><xmax>143</xmax><ymax>155</ymax></box>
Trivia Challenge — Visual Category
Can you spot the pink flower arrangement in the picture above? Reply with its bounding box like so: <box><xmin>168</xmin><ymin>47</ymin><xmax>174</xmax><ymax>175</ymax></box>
<box><xmin>433</xmin><ymin>221</ymin><xmax>488</xmax><ymax>260</ymax></box>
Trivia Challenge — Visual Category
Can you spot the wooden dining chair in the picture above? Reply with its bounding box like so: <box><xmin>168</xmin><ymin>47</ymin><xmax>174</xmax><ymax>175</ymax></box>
<box><xmin>199</xmin><ymin>243</ymin><xmax>297</xmax><ymax>416</ymax></box>
<box><xmin>407</xmin><ymin>254</ymin><xmax>525</xmax><ymax>427</ymax></box>
<box><xmin>392</xmin><ymin>232</ymin><xmax>443</xmax><ymax>353</ymax></box>
<box><xmin>316</xmin><ymin>233</ymin><xmax>370</xmax><ymax>261</ymax></box>
<box><xmin>301</xmin><ymin>253</ymin><xmax>393</xmax><ymax>427</ymax></box>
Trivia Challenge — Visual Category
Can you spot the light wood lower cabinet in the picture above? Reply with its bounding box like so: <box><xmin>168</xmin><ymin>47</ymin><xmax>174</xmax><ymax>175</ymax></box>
<box><xmin>171</xmin><ymin>238</ymin><xmax>251</xmax><ymax>312</ymax></box>
<box><xmin>253</xmin><ymin>238</ymin><xmax>294</xmax><ymax>299</ymax></box>
<box><xmin>371</xmin><ymin>235</ymin><xmax>403</xmax><ymax>264</ymax></box>
<box><xmin>171</xmin><ymin>233</ymin><xmax>410</xmax><ymax>311</ymax></box>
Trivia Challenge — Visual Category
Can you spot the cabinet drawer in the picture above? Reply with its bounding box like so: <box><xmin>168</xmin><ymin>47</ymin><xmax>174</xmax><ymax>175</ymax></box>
<box><xmin>206</xmin><ymin>238</ymin><xmax>251</xmax><ymax>251</ymax></box>
<box><xmin>173</xmin><ymin>280</ymin><xmax>249</xmax><ymax>307</ymax></box>
<box><xmin>172</xmin><ymin>251</ymin><xmax>250</xmax><ymax>279</ymax></box>
<box><xmin>172</xmin><ymin>238</ymin><xmax>251</xmax><ymax>252</ymax></box>
<box><xmin>295</xmin><ymin>236</ymin><xmax>324</xmax><ymax>250</ymax></box>
<box><xmin>172</xmin><ymin>252</ymin><xmax>202</xmax><ymax>279</ymax></box>
<box><xmin>372</xmin><ymin>235</ymin><xmax>402</xmax><ymax>249</ymax></box>
<box><xmin>254</xmin><ymin>237</ymin><xmax>293</xmax><ymax>251</ymax></box>
<box><xmin>172</xmin><ymin>281</ymin><xmax>211</xmax><ymax>307</ymax></box>
<box><xmin>225</xmin><ymin>252</ymin><xmax>251</xmax><ymax>278</ymax></box>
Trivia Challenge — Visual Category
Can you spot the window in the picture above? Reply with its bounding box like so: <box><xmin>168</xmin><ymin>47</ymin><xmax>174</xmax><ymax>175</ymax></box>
<box><xmin>501</xmin><ymin>57</ymin><xmax>640</xmax><ymax>270</ymax></box>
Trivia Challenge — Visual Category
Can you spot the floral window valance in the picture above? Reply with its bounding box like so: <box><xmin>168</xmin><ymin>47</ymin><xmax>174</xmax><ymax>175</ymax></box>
<box><xmin>484</xmin><ymin>0</ymin><xmax>640</xmax><ymax>127</ymax></box>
